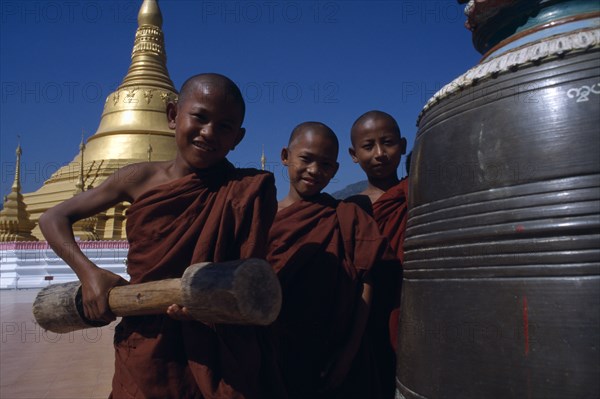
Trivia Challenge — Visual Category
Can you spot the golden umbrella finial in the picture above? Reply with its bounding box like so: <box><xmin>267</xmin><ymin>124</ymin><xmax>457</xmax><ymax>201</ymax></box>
<box><xmin>138</xmin><ymin>0</ymin><xmax>162</xmax><ymax>27</ymax></box>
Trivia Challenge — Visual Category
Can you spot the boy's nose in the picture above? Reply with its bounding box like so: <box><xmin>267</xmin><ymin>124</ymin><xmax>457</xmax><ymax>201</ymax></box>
<box><xmin>375</xmin><ymin>146</ymin><xmax>387</xmax><ymax>159</ymax></box>
<box><xmin>200</xmin><ymin>124</ymin><xmax>215</xmax><ymax>138</ymax></box>
<box><xmin>306</xmin><ymin>163</ymin><xmax>319</xmax><ymax>175</ymax></box>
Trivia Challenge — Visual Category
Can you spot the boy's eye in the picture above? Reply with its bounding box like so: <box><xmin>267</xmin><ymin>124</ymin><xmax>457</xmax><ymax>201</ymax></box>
<box><xmin>362</xmin><ymin>145</ymin><xmax>373</xmax><ymax>150</ymax></box>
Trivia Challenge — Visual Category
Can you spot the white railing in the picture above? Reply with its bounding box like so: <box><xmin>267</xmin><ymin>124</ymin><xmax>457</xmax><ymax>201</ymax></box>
<box><xmin>0</xmin><ymin>241</ymin><xmax>129</xmax><ymax>289</ymax></box>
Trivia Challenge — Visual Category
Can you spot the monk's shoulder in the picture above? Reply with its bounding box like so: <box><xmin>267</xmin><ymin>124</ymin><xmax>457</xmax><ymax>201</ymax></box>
<box><xmin>109</xmin><ymin>162</ymin><xmax>168</xmax><ymax>196</ymax></box>
<box><xmin>395</xmin><ymin>177</ymin><xmax>409</xmax><ymax>197</ymax></box>
<box><xmin>344</xmin><ymin>194</ymin><xmax>373</xmax><ymax>215</ymax></box>
<box><xmin>338</xmin><ymin>199</ymin><xmax>372</xmax><ymax>219</ymax></box>
<box><xmin>112</xmin><ymin>162</ymin><xmax>150</xmax><ymax>182</ymax></box>
<box><xmin>225</xmin><ymin>167</ymin><xmax>276</xmax><ymax>202</ymax></box>
<box><xmin>228</xmin><ymin>167</ymin><xmax>274</xmax><ymax>187</ymax></box>
<box><xmin>337</xmin><ymin>200</ymin><xmax>383</xmax><ymax>236</ymax></box>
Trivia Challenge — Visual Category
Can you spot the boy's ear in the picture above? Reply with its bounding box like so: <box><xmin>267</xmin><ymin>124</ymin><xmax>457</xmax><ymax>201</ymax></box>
<box><xmin>348</xmin><ymin>147</ymin><xmax>359</xmax><ymax>163</ymax></box>
<box><xmin>231</xmin><ymin>128</ymin><xmax>246</xmax><ymax>151</ymax></box>
<box><xmin>280</xmin><ymin>147</ymin><xmax>290</xmax><ymax>166</ymax></box>
<box><xmin>166</xmin><ymin>102</ymin><xmax>177</xmax><ymax>129</ymax></box>
<box><xmin>400</xmin><ymin>137</ymin><xmax>407</xmax><ymax>155</ymax></box>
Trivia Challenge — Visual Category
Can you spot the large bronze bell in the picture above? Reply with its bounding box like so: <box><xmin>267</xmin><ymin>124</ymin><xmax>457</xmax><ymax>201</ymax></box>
<box><xmin>398</xmin><ymin>1</ymin><xmax>600</xmax><ymax>398</ymax></box>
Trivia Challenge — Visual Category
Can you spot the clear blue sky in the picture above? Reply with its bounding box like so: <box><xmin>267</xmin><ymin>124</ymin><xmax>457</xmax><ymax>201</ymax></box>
<box><xmin>1</xmin><ymin>0</ymin><xmax>481</xmax><ymax>200</ymax></box>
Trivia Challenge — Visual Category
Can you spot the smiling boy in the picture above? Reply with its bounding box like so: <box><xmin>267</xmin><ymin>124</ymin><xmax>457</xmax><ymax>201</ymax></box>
<box><xmin>349</xmin><ymin>110</ymin><xmax>408</xmax><ymax>262</ymax></box>
<box><xmin>40</xmin><ymin>73</ymin><xmax>281</xmax><ymax>399</ymax></box>
<box><xmin>347</xmin><ymin>110</ymin><xmax>408</xmax><ymax>399</ymax></box>
<box><xmin>267</xmin><ymin>122</ymin><xmax>393</xmax><ymax>399</ymax></box>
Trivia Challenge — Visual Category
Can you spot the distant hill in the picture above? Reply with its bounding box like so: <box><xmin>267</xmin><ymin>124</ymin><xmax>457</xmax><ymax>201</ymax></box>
<box><xmin>331</xmin><ymin>180</ymin><xmax>368</xmax><ymax>199</ymax></box>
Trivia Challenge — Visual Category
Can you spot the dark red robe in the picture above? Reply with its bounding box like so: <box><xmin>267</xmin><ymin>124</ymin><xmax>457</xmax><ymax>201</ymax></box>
<box><xmin>372</xmin><ymin>178</ymin><xmax>409</xmax><ymax>397</ymax></box>
<box><xmin>346</xmin><ymin>178</ymin><xmax>408</xmax><ymax>398</ymax></box>
<box><xmin>371</xmin><ymin>178</ymin><xmax>409</xmax><ymax>263</ymax></box>
<box><xmin>110</xmin><ymin>160</ymin><xmax>281</xmax><ymax>399</ymax></box>
<box><xmin>267</xmin><ymin>194</ymin><xmax>392</xmax><ymax>399</ymax></box>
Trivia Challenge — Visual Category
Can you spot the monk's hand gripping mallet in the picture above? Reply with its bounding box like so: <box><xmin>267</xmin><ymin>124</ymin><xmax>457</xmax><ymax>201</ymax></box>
<box><xmin>33</xmin><ymin>258</ymin><xmax>282</xmax><ymax>333</ymax></box>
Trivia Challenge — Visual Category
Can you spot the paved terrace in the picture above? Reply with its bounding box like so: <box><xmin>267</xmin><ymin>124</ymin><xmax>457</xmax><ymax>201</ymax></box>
<box><xmin>1</xmin><ymin>289</ymin><xmax>115</xmax><ymax>399</ymax></box>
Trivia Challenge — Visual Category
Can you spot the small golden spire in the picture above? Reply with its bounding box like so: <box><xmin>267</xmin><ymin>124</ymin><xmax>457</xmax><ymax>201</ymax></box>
<box><xmin>71</xmin><ymin>131</ymin><xmax>99</xmax><ymax>240</ymax></box>
<box><xmin>75</xmin><ymin>132</ymin><xmax>86</xmax><ymax>194</ymax></box>
<box><xmin>147</xmin><ymin>134</ymin><xmax>153</xmax><ymax>162</ymax></box>
<box><xmin>12</xmin><ymin>135</ymin><xmax>22</xmax><ymax>192</ymax></box>
<box><xmin>79</xmin><ymin>130</ymin><xmax>86</xmax><ymax>151</ymax></box>
<box><xmin>261</xmin><ymin>145</ymin><xmax>266</xmax><ymax>171</ymax></box>
<box><xmin>0</xmin><ymin>140</ymin><xmax>37</xmax><ymax>241</ymax></box>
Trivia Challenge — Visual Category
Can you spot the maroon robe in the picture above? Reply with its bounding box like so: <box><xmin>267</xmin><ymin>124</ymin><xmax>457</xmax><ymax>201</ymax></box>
<box><xmin>110</xmin><ymin>160</ymin><xmax>281</xmax><ymax>399</ymax></box>
<box><xmin>267</xmin><ymin>194</ymin><xmax>391</xmax><ymax>399</ymax></box>
<box><xmin>372</xmin><ymin>178</ymin><xmax>408</xmax><ymax>349</ymax></box>
<box><xmin>372</xmin><ymin>178</ymin><xmax>409</xmax><ymax>263</ymax></box>
<box><xmin>346</xmin><ymin>178</ymin><xmax>408</xmax><ymax>398</ymax></box>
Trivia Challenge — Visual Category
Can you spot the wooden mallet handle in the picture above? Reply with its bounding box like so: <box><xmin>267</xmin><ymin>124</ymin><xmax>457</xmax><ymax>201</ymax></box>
<box><xmin>33</xmin><ymin>258</ymin><xmax>281</xmax><ymax>333</ymax></box>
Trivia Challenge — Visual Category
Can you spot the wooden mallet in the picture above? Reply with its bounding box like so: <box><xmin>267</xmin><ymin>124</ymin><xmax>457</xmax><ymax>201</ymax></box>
<box><xmin>33</xmin><ymin>258</ymin><xmax>282</xmax><ymax>333</ymax></box>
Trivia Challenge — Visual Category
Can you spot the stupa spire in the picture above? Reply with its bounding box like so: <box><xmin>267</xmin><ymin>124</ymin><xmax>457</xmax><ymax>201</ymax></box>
<box><xmin>89</xmin><ymin>0</ymin><xmax>178</xmax><ymax>149</ymax></box>
<box><xmin>118</xmin><ymin>0</ymin><xmax>175</xmax><ymax>91</ymax></box>
<box><xmin>0</xmin><ymin>142</ymin><xmax>37</xmax><ymax>241</ymax></box>
<box><xmin>11</xmin><ymin>137</ymin><xmax>21</xmax><ymax>192</ymax></box>
<box><xmin>75</xmin><ymin>133</ymin><xmax>86</xmax><ymax>194</ymax></box>
<box><xmin>71</xmin><ymin>133</ymin><xmax>99</xmax><ymax>240</ymax></box>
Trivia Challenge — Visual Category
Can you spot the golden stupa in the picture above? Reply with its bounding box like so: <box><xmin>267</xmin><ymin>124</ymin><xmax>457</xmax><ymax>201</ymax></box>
<box><xmin>21</xmin><ymin>0</ymin><xmax>178</xmax><ymax>241</ymax></box>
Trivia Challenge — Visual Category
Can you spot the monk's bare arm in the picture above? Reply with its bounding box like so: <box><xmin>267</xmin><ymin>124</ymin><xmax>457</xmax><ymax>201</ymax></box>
<box><xmin>322</xmin><ymin>276</ymin><xmax>373</xmax><ymax>391</ymax></box>
<box><xmin>38</xmin><ymin>163</ymin><xmax>154</xmax><ymax>322</ymax></box>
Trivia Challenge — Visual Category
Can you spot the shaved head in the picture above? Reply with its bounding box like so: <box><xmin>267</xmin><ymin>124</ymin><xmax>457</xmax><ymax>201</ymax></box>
<box><xmin>351</xmin><ymin>110</ymin><xmax>401</xmax><ymax>145</ymax></box>
<box><xmin>288</xmin><ymin>121</ymin><xmax>339</xmax><ymax>157</ymax></box>
<box><xmin>178</xmin><ymin>73</ymin><xmax>246</xmax><ymax>121</ymax></box>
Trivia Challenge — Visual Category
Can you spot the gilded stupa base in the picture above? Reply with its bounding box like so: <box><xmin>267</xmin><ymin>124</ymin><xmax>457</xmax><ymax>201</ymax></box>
<box><xmin>24</xmin><ymin>158</ymin><xmax>142</xmax><ymax>241</ymax></box>
<box><xmin>0</xmin><ymin>222</ymin><xmax>38</xmax><ymax>242</ymax></box>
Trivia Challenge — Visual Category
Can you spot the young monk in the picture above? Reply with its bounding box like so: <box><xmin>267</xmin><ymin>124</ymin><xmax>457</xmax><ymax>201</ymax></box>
<box><xmin>347</xmin><ymin>110</ymin><xmax>409</xmax><ymax>398</ymax></box>
<box><xmin>39</xmin><ymin>73</ymin><xmax>282</xmax><ymax>399</ymax></box>
<box><xmin>349</xmin><ymin>110</ymin><xmax>409</xmax><ymax>260</ymax></box>
<box><xmin>267</xmin><ymin>121</ymin><xmax>394</xmax><ymax>399</ymax></box>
